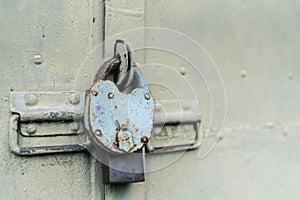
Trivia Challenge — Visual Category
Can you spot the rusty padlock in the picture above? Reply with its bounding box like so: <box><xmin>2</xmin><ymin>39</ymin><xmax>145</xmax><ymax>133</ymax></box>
<box><xmin>84</xmin><ymin>40</ymin><xmax>154</xmax><ymax>184</ymax></box>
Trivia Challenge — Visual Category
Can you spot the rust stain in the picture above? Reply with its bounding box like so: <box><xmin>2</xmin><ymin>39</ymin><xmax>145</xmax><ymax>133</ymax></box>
<box><xmin>92</xmin><ymin>112</ymin><xmax>96</xmax><ymax>121</ymax></box>
<box><xmin>121</xmin><ymin>124</ymin><xmax>127</xmax><ymax>130</ymax></box>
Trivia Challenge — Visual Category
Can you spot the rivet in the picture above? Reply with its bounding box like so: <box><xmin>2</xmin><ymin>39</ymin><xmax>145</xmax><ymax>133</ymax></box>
<box><xmin>141</xmin><ymin>136</ymin><xmax>149</xmax><ymax>144</ymax></box>
<box><xmin>240</xmin><ymin>70</ymin><xmax>247</xmax><ymax>78</ymax></box>
<box><xmin>179</xmin><ymin>66</ymin><xmax>186</xmax><ymax>75</ymax></box>
<box><xmin>24</xmin><ymin>94</ymin><xmax>38</xmax><ymax>106</ymax></box>
<box><xmin>282</xmin><ymin>127</ymin><xmax>289</xmax><ymax>136</ymax></box>
<box><xmin>182</xmin><ymin>102</ymin><xmax>190</xmax><ymax>110</ymax></box>
<box><xmin>108</xmin><ymin>92</ymin><xmax>114</xmax><ymax>99</ymax></box>
<box><xmin>33</xmin><ymin>55</ymin><xmax>43</xmax><ymax>65</ymax></box>
<box><xmin>69</xmin><ymin>93</ymin><xmax>80</xmax><ymax>104</ymax></box>
<box><xmin>26</xmin><ymin>124</ymin><xmax>37</xmax><ymax>135</ymax></box>
<box><xmin>144</xmin><ymin>93</ymin><xmax>150</xmax><ymax>100</ymax></box>
<box><xmin>91</xmin><ymin>90</ymin><xmax>98</xmax><ymax>96</ymax></box>
<box><xmin>95</xmin><ymin>129</ymin><xmax>102</xmax><ymax>137</ymax></box>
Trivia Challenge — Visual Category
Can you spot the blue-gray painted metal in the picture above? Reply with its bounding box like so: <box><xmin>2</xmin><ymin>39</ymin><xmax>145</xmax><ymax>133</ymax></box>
<box><xmin>88</xmin><ymin>76</ymin><xmax>154</xmax><ymax>153</ymax></box>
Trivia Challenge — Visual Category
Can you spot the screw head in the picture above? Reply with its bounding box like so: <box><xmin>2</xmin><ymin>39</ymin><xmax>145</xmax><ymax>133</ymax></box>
<box><xmin>108</xmin><ymin>92</ymin><xmax>114</xmax><ymax>99</ymax></box>
<box><xmin>240</xmin><ymin>70</ymin><xmax>247</xmax><ymax>78</ymax></box>
<box><xmin>144</xmin><ymin>93</ymin><xmax>151</xmax><ymax>100</ymax></box>
<box><xmin>26</xmin><ymin>124</ymin><xmax>37</xmax><ymax>135</ymax></box>
<box><xmin>91</xmin><ymin>90</ymin><xmax>98</xmax><ymax>96</ymax></box>
<box><xmin>24</xmin><ymin>94</ymin><xmax>38</xmax><ymax>106</ymax></box>
<box><xmin>33</xmin><ymin>55</ymin><xmax>43</xmax><ymax>65</ymax></box>
<box><xmin>69</xmin><ymin>93</ymin><xmax>80</xmax><ymax>104</ymax></box>
<box><xmin>183</xmin><ymin>102</ymin><xmax>190</xmax><ymax>110</ymax></box>
<box><xmin>179</xmin><ymin>66</ymin><xmax>186</xmax><ymax>75</ymax></box>
<box><xmin>95</xmin><ymin>129</ymin><xmax>102</xmax><ymax>137</ymax></box>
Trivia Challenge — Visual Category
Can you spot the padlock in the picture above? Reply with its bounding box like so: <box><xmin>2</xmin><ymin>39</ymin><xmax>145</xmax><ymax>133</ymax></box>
<box><xmin>84</xmin><ymin>40</ymin><xmax>155</xmax><ymax>184</ymax></box>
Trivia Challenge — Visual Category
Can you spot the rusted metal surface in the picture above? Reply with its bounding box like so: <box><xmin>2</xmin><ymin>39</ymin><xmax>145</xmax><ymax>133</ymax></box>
<box><xmin>20</xmin><ymin>121</ymin><xmax>84</xmax><ymax>137</ymax></box>
<box><xmin>148</xmin><ymin>100</ymin><xmax>202</xmax><ymax>153</ymax></box>
<box><xmin>9</xmin><ymin>89</ymin><xmax>200</xmax><ymax>155</ymax></box>
<box><xmin>147</xmin><ymin>123</ymin><xmax>201</xmax><ymax>153</ymax></box>
<box><xmin>87</xmin><ymin>77</ymin><xmax>154</xmax><ymax>153</ymax></box>
<box><xmin>93</xmin><ymin>55</ymin><xmax>121</xmax><ymax>84</ymax></box>
<box><xmin>0</xmin><ymin>1</ymin><xmax>104</xmax><ymax>199</ymax></box>
<box><xmin>10</xmin><ymin>91</ymin><xmax>85</xmax><ymax>121</ymax></box>
<box><xmin>9</xmin><ymin>114</ymin><xmax>87</xmax><ymax>155</ymax></box>
<box><xmin>9</xmin><ymin>91</ymin><xmax>88</xmax><ymax>155</ymax></box>
<box><xmin>83</xmin><ymin>40</ymin><xmax>153</xmax><ymax>185</ymax></box>
<box><xmin>86</xmin><ymin>40</ymin><xmax>155</xmax><ymax>154</ymax></box>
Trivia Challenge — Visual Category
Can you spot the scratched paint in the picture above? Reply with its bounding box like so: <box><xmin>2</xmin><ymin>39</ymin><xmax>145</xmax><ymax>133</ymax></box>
<box><xmin>1</xmin><ymin>0</ymin><xmax>300</xmax><ymax>199</ymax></box>
<box><xmin>88</xmin><ymin>79</ymin><xmax>154</xmax><ymax>153</ymax></box>
<box><xmin>104</xmin><ymin>0</ymin><xmax>300</xmax><ymax>200</ymax></box>
<box><xmin>0</xmin><ymin>0</ymin><xmax>104</xmax><ymax>199</ymax></box>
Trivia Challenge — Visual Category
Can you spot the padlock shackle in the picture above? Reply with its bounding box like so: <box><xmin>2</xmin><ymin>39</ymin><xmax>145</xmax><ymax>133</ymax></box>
<box><xmin>94</xmin><ymin>40</ymin><xmax>148</xmax><ymax>92</ymax></box>
<box><xmin>93</xmin><ymin>54</ymin><xmax>121</xmax><ymax>84</ymax></box>
<box><xmin>114</xmin><ymin>40</ymin><xmax>136</xmax><ymax>90</ymax></box>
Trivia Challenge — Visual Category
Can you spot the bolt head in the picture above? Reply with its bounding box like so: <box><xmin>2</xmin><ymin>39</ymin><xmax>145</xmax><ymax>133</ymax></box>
<box><xmin>26</xmin><ymin>124</ymin><xmax>37</xmax><ymax>135</ymax></box>
<box><xmin>33</xmin><ymin>55</ymin><xmax>43</xmax><ymax>65</ymax></box>
<box><xmin>24</xmin><ymin>94</ymin><xmax>38</xmax><ymax>106</ymax></box>
<box><xmin>179</xmin><ymin>66</ymin><xmax>186</xmax><ymax>75</ymax></box>
<box><xmin>108</xmin><ymin>92</ymin><xmax>114</xmax><ymax>99</ymax></box>
<box><xmin>91</xmin><ymin>90</ymin><xmax>98</xmax><ymax>96</ymax></box>
<box><xmin>183</xmin><ymin>102</ymin><xmax>190</xmax><ymax>110</ymax></box>
<box><xmin>95</xmin><ymin>129</ymin><xmax>102</xmax><ymax>137</ymax></box>
<box><xmin>144</xmin><ymin>93</ymin><xmax>151</xmax><ymax>100</ymax></box>
<box><xmin>69</xmin><ymin>93</ymin><xmax>80</xmax><ymax>104</ymax></box>
<box><xmin>240</xmin><ymin>70</ymin><xmax>247</xmax><ymax>78</ymax></box>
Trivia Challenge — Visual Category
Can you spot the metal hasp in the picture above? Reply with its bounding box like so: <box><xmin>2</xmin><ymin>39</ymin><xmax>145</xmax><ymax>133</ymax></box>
<box><xmin>9</xmin><ymin>91</ymin><xmax>87</xmax><ymax>155</ymax></box>
<box><xmin>84</xmin><ymin>40</ymin><xmax>155</xmax><ymax>184</ymax></box>
<box><xmin>8</xmin><ymin>39</ymin><xmax>201</xmax><ymax>184</ymax></box>
<box><xmin>149</xmin><ymin>99</ymin><xmax>201</xmax><ymax>153</ymax></box>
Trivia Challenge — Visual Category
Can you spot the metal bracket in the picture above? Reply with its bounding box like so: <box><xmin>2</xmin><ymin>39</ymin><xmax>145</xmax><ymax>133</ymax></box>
<box><xmin>9</xmin><ymin>91</ymin><xmax>88</xmax><ymax>155</ymax></box>
<box><xmin>148</xmin><ymin>99</ymin><xmax>202</xmax><ymax>153</ymax></box>
<box><xmin>9</xmin><ymin>91</ymin><xmax>201</xmax><ymax>155</ymax></box>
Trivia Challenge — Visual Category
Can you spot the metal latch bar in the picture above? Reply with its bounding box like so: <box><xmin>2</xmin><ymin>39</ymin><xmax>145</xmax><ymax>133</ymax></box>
<box><xmin>9</xmin><ymin>91</ymin><xmax>201</xmax><ymax>155</ymax></box>
<box><xmin>9</xmin><ymin>91</ymin><xmax>88</xmax><ymax>155</ymax></box>
<box><xmin>10</xmin><ymin>91</ymin><xmax>85</xmax><ymax>121</ymax></box>
<box><xmin>9</xmin><ymin>114</ymin><xmax>88</xmax><ymax>155</ymax></box>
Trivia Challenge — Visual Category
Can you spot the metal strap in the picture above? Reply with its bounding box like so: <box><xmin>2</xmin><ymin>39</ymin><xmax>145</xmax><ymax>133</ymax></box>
<box><xmin>9</xmin><ymin>114</ymin><xmax>88</xmax><ymax>155</ymax></box>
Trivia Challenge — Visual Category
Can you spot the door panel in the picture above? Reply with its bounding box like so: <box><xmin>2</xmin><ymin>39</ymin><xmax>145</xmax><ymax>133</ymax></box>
<box><xmin>0</xmin><ymin>1</ymin><xmax>104</xmax><ymax>199</ymax></box>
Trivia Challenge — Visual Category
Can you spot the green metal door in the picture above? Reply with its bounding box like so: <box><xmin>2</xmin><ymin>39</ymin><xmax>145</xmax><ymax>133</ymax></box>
<box><xmin>1</xmin><ymin>0</ymin><xmax>300</xmax><ymax>199</ymax></box>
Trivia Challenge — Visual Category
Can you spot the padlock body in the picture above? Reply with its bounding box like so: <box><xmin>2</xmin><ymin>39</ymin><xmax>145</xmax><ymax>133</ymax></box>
<box><xmin>87</xmin><ymin>79</ymin><xmax>154</xmax><ymax>153</ymax></box>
